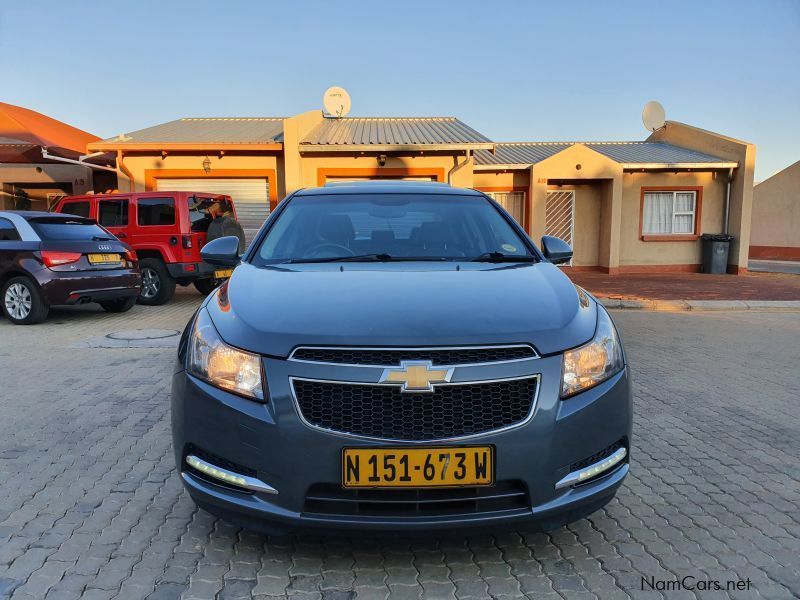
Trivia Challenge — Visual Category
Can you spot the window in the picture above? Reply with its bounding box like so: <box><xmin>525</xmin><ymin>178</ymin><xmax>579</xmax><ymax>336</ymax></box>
<box><xmin>137</xmin><ymin>197</ymin><xmax>175</xmax><ymax>226</ymax></box>
<box><xmin>27</xmin><ymin>217</ymin><xmax>113</xmax><ymax>241</ymax></box>
<box><xmin>61</xmin><ymin>201</ymin><xmax>90</xmax><ymax>219</ymax></box>
<box><xmin>253</xmin><ymin>194</ymin><xmax>534</xmax><ymax>265</ymax></box>
<box><xmin>0</xmin><ymin>217</ymin><xmax>20</xmax><ymax>241</ymax></box>
<box><xmin>484</xmin><ymin>191</ymin><xmax>525</xmax><ymax>226</ymax></box>
<box><xmin>187</xmin><ymin>196</ymin><xmax>234</xmax><ymax>232</ymax></box>
<box><xmin>642</xmin><ymin>190</ymin><xmax>698</xmax><ymax>237</ymax></box>
<box><xmin>98</xmin><ymin>199</ymin><xmax>129</xmax><ymax>227</ymax></box>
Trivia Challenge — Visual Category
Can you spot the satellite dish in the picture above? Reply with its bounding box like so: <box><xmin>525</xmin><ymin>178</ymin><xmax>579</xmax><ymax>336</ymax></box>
<box><xmin>642</xmin><ymin>101</ymin><xmax>666</xmax><ymax>132</ymax></box>
<box><xmin>323</xmin><ymin>86</ymin><xmax>351</xmax><ymax>118</ymax></box>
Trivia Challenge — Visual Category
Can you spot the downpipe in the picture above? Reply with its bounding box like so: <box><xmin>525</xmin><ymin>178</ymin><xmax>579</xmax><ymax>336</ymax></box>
<box><xmin>447</xmin><ymin>150</ymin><xmax>472</xmax><ymax>185</ymax></box>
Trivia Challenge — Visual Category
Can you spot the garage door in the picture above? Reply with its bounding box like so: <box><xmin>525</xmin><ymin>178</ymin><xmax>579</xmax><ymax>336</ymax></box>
<box><xmin>155</xmin><ymin>178</ymin><xmax>269</xmax><ymax>244</ymax></box>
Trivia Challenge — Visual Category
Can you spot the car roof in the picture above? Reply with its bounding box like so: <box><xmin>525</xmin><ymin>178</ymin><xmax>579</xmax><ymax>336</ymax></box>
<box><xmin>296</xmin><ymin>181</ymin><xmax>485</xmax><ymax>197</ymax></box>
<box><xmin>0</xmin><ymin>210</ymin><xmax>61</xmax><ymax>220</ymax></box>
<box><xmin>62</xmin><ymin>191</ymin><xmax>229</xmax><ymax>200</ymax></box>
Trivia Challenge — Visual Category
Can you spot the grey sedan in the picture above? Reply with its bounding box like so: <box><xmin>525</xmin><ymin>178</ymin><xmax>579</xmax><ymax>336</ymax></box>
<box><xmin>171</xmin><ymin>182</ymin><xmax>632</xmax><ymax>534</ymax></box>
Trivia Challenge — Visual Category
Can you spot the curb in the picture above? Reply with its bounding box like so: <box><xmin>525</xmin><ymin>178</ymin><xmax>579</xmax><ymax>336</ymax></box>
<box><xmin>598</xmin><ymin>298</ymin><xmax>800</xmax><ymax>312</ymax></box>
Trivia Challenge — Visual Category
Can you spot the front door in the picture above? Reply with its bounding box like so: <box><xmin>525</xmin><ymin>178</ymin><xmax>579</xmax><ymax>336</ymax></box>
<box><xmin>545</xmin><ymin>191</ymin><xmax>575</xmax><ymax>265</ymax></box>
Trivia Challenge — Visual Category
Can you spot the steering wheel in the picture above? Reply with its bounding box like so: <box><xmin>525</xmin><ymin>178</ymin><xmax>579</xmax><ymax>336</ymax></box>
<box><xmin>303</xmin><ymin>243</ymin><xmax>356</xmax><ymax>258</ymax></box>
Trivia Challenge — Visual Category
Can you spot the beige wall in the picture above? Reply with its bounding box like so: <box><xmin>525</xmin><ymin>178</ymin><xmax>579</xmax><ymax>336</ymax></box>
<box><xmin>547</xmin><ymin>183</ymin><xmax>603</xmax><ymax>267</ymax></box>
<box><xmin>649</xmin><ymin>121</ymin><xmax>755</xmax><ymax>272</ymax></box>
<box><xmin>0</xmin><ymin>163</ymin><xmax>94</xmax><ymax>209</ymax></box>
<box><xmin>750</xmin><ymin>159</ymin><xmax>800</xmax><ymax>252</ymax></box>
<box><xmin>298</xmin><ymin>153</ymin><xmax>471</xmax><ymax>188</ymax></box>
<box><xmin>618</xmin><ymin>171</ymin><xmax>726</xmax><ymax>267</ymax></box>
<box><xmin>532</xmin><ymin>145</ymin><xmax>623</xmax><ymax>270</ymax></box>
<box><xmin>473</xmin><ymin>171</ymin><xmax>530</xmax><ymax>190</ymax></box>
<box><xmin>118</xmin><ymin>152</ymin><xmax>280</xmax><ymax>199</ymax></box>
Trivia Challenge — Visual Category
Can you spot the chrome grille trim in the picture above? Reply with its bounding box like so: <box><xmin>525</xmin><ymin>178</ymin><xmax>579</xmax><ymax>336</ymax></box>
<box><xmin>287</xmin><ymin>344</ymin><xmax>539</xmax><ymax>367</ymax></box>
<box><xmin>289</xmin><ymin>374</ymin><xmax>541</xmax><ymax>443</ymax></box>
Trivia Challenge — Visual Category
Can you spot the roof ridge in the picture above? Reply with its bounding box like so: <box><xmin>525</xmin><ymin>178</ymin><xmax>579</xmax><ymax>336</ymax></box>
<box><xmin>494</xmin><ymin>141</ymin><xmax>654</xmax><ymax>146</ymax></box>
<box><xmin>179</xmin><ymin>117</ymin><xmax>285</xmax><ymax>122</ymax></box>
<box><xmin>326</xmin><ymin>117</ymin><xmax>458</xmax><ymax>121</ymax></box>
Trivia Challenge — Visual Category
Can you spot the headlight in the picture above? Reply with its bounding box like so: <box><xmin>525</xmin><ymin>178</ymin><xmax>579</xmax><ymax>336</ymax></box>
<box><xmin>187</xmin><ymin>309</ymin><xmax>264</xmax><ymax>401</ymax></box>
<box><xmin>561</xmin><ymin>306</ymin><xmax>624</xmax><ymax>398</ymax></box>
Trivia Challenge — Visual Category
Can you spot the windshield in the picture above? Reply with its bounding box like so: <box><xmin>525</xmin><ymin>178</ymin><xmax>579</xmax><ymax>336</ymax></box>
<box><xmin>252</xmin><ymin>193</ymin><xmax>534</xmax><ymax>265</ymax></box>
<box><xmin>188</xmin><ymin>196</ymin><xmax>234</xmax><ymax>232</ymax></box>
<box><xmin>29</xmin><ymin>217</ymin><xmax>114</xmax><ymax>241</ymax></box>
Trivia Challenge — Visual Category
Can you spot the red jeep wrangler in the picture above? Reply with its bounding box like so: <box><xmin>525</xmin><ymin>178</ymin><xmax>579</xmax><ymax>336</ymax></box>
<box><xmin>54</xmin><ymin>192</ymin><xmax>245</xmax><ymax>305</ymax></box>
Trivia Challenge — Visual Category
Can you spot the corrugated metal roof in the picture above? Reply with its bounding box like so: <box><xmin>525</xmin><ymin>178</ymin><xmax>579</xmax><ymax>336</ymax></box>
<box><xmin>474</xmin><ymin>143</ymin><xmax>571</xmax><ymax>166</ymax></box>
<box><xmin>96</xmin><ymin>118</ymin><xmax>285</xmax><ymax>145</ymax></box>
<box><xmin>301</xmin><ymin>117</ymin><xmax>493</xmax><ymax>148</ymax></box>
<box><xmin>475</xmin><ymin>141</ymin><xmax>735</xmax><ymax>168</ymax></box>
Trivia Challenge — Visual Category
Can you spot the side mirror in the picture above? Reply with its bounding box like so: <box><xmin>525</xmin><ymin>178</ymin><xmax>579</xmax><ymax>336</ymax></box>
<box><xmin>541</xmin><ymin>235</ymin><xmax>573</xmax><ymax>265</ymax></box>
<box><xmin>201</xmin><ymin>236</ymin><xmax>241</xmax><ymax>267</ymax></box>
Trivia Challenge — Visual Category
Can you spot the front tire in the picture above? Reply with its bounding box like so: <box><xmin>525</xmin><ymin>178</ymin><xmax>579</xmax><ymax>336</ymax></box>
<box><xmin>2</xmin><ymin>276</ymin><xmax>49</xmax><ymax>325</ymax></box>
<box><xmin>99</xmin><ymin>296</ymin><xmax>137</xmax><ymax>313</ymax></box>
<box><xmin>138</xmin><ymin>258</ymin><xmax>176</xmax><ymax>306</ymax></box>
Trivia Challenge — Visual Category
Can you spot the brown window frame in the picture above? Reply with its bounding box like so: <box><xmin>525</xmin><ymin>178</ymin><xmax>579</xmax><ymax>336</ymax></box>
<box><xmin>639</xmin><ymin>186</ymin><xmax>703</xmax><ymax>242</ymax></box>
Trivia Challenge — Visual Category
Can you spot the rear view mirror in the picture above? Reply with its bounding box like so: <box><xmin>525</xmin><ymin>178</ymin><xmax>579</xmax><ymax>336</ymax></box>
<box><xmin>201</xmin><ymin>236</ymin><xmax>241</xmax><ymax>267</ymax></box>
<box><xmin>541</xmin><ymin>235</ymin><xmax>573</xmax><ymax>264</ymax></box>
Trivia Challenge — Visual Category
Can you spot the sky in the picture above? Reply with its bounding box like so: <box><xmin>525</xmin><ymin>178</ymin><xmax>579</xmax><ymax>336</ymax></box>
<box><xmin>1</xmin><ymin>0</ymin><xmax>798</xmax><ymax>181</ymax></box>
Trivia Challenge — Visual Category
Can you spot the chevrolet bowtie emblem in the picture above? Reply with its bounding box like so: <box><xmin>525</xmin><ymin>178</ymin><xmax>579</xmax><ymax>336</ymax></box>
<box><xmin>379</xmin><ymin>361</ymin><xmax>454</xmax><ymax>393</ymax></box>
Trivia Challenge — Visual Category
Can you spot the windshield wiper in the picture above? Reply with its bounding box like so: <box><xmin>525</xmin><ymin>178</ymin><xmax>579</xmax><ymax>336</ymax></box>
<box><xmin>289</xmin><ymin>253</ymin><xmax>394</xmax><ymax>264</ymax></box>
<box><xmin>471</xmin><ymin>252</ymin><xmax>536</xmax><ymax>263</ymax></box>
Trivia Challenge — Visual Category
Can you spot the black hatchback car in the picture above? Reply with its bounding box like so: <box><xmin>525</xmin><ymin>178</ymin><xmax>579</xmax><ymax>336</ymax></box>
<box><xmin>0</xmin><ymin>211</ymin><xmax>141</xmax><ymax>324</ymax></box>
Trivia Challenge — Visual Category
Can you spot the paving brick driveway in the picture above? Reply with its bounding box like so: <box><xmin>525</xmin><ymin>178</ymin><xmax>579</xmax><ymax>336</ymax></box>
<box><xmin>0</xmin><ymin>290</ymin><xmax>798</xmax><ymax>600</ymax></box>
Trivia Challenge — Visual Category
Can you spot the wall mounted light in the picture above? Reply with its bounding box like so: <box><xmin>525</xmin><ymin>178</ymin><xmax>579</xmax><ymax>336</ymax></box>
<box><xmin>378</xmin><ymin>154</ymin><xmax>387</xmax><ymax>167</ymax></box>
<box><xmin>202</xmin><ymin>156</ymin><xmax>212</xmax><ymax>174</ymax></box>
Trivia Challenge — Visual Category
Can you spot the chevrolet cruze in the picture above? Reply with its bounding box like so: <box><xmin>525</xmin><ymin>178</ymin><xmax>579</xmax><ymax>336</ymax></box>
<box><xmin>171</xmin><ymin>182</ymin><xmax>632</xmax><ymax>533</ymax></box>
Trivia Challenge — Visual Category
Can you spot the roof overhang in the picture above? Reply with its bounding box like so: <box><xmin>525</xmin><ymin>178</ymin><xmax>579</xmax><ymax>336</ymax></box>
<box><xmin>87</xmin><ymin>142</ymin><xmax>284</xmax><ymax>152</ymax></box>
<box><xmin>474</xmin><ymin>163</ymin><xmax>530</xmax><ymax>171</ymax></box>
<box><xmin>475</xmin><ymin>161</ymin><xmax>739</xmax><ymax>171</ymax></box>
<box><xmin>620</xmin><ymin>161</ymin><xmax>738</xmax><ymax>170</ymax></box>
<box><xmin>300</xmin><ymin>143</ymin><xmax>494</xmax><ymax>153</ymax></box>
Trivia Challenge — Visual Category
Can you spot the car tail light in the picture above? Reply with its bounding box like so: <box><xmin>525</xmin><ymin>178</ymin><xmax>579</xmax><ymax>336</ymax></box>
<box><xmin>42</xmin><ymin>251</ymin><xmax>82</xmax><ymax>268</ymax></box>
<box><xmin>182</xmin><ymin>235</ymin><xmax>193</xmax><ymax>249</ymax></box>
<box><xmin>125</xmin><ymin>249</ymin><xmax>138</xmax><ymax>263</ymax></box>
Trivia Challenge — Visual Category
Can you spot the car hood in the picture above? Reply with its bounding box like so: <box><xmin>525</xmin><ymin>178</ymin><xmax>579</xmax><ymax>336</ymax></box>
<box><xmin>206</xmin><ymin>261</ymin><xmax>597</xmax><ymax>357</ymax></box>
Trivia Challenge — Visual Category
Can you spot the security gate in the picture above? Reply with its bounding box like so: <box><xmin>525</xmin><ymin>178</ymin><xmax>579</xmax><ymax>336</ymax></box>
<box><xmin>545</xmin><ymin>191</ymin><xmax>575</xmax><ymax>265</ymax></box>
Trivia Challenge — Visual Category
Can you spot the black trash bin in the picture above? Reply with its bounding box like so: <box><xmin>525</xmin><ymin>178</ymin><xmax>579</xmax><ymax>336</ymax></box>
<box><xmin>701</xmin><ymin>233</ymin><xmax>733</xmax><ymax>274</ymax></box>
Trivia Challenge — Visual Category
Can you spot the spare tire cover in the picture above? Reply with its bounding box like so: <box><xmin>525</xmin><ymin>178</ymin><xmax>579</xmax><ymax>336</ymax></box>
<box><xmin>207</xmin><ymin>216</ymin><xmax>246</xmax><ymax>252</ymax></box>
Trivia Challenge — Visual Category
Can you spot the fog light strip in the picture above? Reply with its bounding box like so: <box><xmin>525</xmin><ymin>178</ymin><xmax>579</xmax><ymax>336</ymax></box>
<box><xmin>555</xmin><ymin>447</ymin><xmax>627</xmax><ymax>490</ymax></box>
<box><xmin>185</xmin><ymin>455</ymin><xmax>278</xmax><ymax>494</ymax></box>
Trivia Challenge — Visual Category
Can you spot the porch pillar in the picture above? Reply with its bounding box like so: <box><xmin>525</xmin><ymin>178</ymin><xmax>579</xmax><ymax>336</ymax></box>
<box><xmin>528</xmin><ymin>166</ymin><xmax>547</xmax><ymax>241</ymax></box>
<box><xmin>604</xmin><ymin>177</ymin><xmax>623</xmax><ymax>273</ymax></box>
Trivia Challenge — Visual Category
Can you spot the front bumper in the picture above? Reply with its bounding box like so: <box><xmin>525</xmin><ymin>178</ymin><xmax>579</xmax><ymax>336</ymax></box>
<box><xmin>171</xmin><ymin>353</ymin><xmax>632</xmax><ymax>533</ymax></box>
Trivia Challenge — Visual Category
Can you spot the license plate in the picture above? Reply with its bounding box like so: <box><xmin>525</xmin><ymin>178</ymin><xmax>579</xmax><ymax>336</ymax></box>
<box><xmin>214</xmin><ymin>269</ymin><xmax>233</xmax><ymax>279</ymax></box>
<box><xmin>342</xmin><ymin>446</ymin><xmax>494</xmax><ymax>488</ymax></box>
<box><xmin>87</xmin><ymin>253</ymin><xmax>122</xmax><ymax>264</ymax></box>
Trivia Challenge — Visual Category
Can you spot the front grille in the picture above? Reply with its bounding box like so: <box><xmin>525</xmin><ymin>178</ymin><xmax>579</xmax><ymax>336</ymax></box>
<box><xmin>290</xmin><ymin>345</ymin><xmax>536</xmax><ymax>366</ymax></box>
<box><xmin>292</xmin><ymin>377</ymin><xmax>538</xmax><ymax>441</ymax></box>
<box><xmin>569</xmin><ymin>438</ymin><xmax>627</xmax><ymax>472</ymax></box>
<box><xmin>304</xmin><ymin>481</ymin><xmax>529</xmax><ymax>517</ymax></box>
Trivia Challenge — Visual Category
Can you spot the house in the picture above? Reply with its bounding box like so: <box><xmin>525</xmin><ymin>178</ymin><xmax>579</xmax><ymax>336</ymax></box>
<box><xmin>87</xmin><ymin>110</ymin><xmax>755</xmax><ymax>274</ymax></box>
<box><xmin>749</xmin><ymin>159</ymin><xmax>800</xmax><ymax>261</ymax></box>
<box><xmin>0</xmin><ymin>102</ymin><xmax>116</xmax><ymax>210</ymax></box>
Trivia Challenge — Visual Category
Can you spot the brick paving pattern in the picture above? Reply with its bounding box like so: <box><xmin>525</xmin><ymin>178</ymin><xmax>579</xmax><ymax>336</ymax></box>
<box><xmin>0</xmin><ymin>289</ymin><xmax>798</xmax><ymax>599</ymax></box>
<box><xmin>567</xmin><ymin>270</ymin><xmax>800</xmax><ymax>301</ymax></box>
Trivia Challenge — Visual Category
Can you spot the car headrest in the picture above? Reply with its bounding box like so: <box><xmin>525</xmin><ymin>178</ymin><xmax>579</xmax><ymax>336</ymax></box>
<box><xmin>319</xmin><ymin>214</ymin><xmax>355</xmax><ymax>243</ymax></box>
<box><xmin>370</xmin><ymin>230</ymin><xmax>395</xmax><ymax>246</ymax></box>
